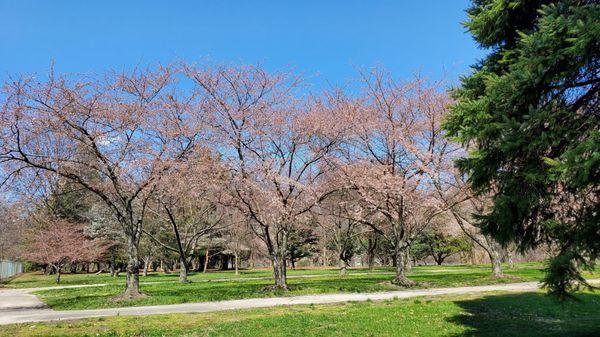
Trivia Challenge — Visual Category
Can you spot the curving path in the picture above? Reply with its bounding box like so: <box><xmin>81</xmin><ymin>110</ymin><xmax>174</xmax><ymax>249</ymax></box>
<box><xmin>3</xmin><ymin>280</ymin><xmax>598</xmax><ymax>325</ymax></box>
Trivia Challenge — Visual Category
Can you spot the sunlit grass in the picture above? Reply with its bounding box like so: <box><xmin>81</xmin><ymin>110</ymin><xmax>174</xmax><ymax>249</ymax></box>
<box><xmin>4</xmin><ymin>262</ymin><xmax>598</xmax><ymax>311</ymax></box>
<box><xmin>2</xmin><ymin>291</ymin><xmax>599</xmax><ymax>337</ymax></box>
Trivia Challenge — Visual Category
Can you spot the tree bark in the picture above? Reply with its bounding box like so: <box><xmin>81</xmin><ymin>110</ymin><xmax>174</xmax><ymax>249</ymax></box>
<box><xmin>403</xmin><ymin>248</ymin><xmax>412</xmax><ymax>272</ymax></box>
<box><xmin>339</xmin><ymin>260</ymin><xmax>348</xmax><ymax>277</ymax></box>
<box><xmin>451</xmin><ymin>210</ymin><xmax>505</xmax><ymax>278</ymax></box>
<box><xmin>164</xmin><ymin>205</ymin><xmax>190</xmax><ymax>284</ymax></box>
<box><xmin>392</xmin><ymin>247</ymin><xmax>415</xmax><ymax>287</ymax></box>
<box><xmin>109</xmin><ymin>250</ymin><xmax>117</xmax><ymax>277</ymax></box>
<box><xmin>143</xmin><ymin>257</ymin><xmax>150</xmax><ymax>277</ymax></box>
<box><xmin>234</xmin><ymin>252</ymin><xmax>239</xmax><ymax>275</ymax></box>
<box><xmin>271</xmin><ymin>252</ymin><xmax>288</xmax><ymax>289</ymax></box>
<box><xmin>54</xmin><ymin>265</ymin><xmax>61</xmax><ymax>284</ymax></box>
<box><xmin>366</xmin><ymin>234</ymin><xmax>377</xmax><ymax>270</ymax></box>
<box><xmin>506</xmin><ymin>248</ymin><xmax>515</xmax><ymax>269</ymax></box>
<box><xmin>120</xmin><ymin>232</ymin><xmax>143</xmax><ymax>299</ymax></box>
<box><xmin>179</xmin><ymin>256</ymin><xmax>189</xmax><ymax>283</ymax></box>
<box><xmin>203</xmin><ymin>248</ymin><xmax>210</xmax><ymax>273</ymax></box>
<box><xmin>486</xmin><ymin>237</ymin><xmax>504</xmax><ymax>278</ymax></box>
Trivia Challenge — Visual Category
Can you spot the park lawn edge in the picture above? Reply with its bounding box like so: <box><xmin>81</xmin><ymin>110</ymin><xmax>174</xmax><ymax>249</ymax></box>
<box><xmin>2</xmin><ymin>290</ymin><xmax>600</xmax><ymax>337</ymax></box>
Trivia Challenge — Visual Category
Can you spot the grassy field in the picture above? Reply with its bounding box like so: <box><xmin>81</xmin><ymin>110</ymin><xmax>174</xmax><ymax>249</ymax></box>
<box><xmin>3</xmin><ymin>263</ymin><xmax>598</xmax><ymax>310</ymax></box>
<box><xmin>2</xmin><ymin>291</ymin><xmax>599</xmax><ymax>337</ymax></box>
<box><xmin>2</xmin><ymin>266</ymin><xmax>397</xmax><ymax>288</ymax></box>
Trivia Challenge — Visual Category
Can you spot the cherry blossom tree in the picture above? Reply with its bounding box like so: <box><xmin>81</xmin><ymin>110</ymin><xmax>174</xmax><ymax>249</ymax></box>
<box><xmin>0</xmin><ymin>65</ymin><xmax>205</xmax><ymax>298</ymax></box>
<box><xmin>186</xmin><ymin>64</ymin><xmax>351</xmax><ymax>289</ymax></box>
<box><xmin>23</xmin><ymin>219</ymin><xmax>107</xmax><ymax>283</ymax></box>
<box><xmin>0</xmin><ymin>200</ymin><xmax>26</xmax><ymax>260</ymax></box>
<box><xmin>317</xmin><ymin>191</ymin><xmax>363</xmax><ymax>276</ymax></box>
<box><xmin>425</xmin><ymin>104</ymin><xmax>507</xmax><ymax>277</ymax></box>
<box><xmin>222</xmin><ymin>216</ymin><xmax>253</xmax><ymax>275</ymax></box>
<box><xmin>431</xmin><ymin>168</ymin><xmax>507</xmax><ymax>277</ymax></box>
<box><xmin>337</xmin><ymin>70</ymin><xmax>453</xmax><ymax>286</ymax></box>
<box><xmin>144</xmin><ymin>150</ymin><xmax>230</xmax><ymax>283</ymax></box>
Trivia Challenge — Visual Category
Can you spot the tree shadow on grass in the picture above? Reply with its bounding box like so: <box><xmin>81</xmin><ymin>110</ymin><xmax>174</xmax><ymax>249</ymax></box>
<box><xmin>447</xmin><ymin>292</ymin><xmax>600</xmax><ymax>337</ymax></box>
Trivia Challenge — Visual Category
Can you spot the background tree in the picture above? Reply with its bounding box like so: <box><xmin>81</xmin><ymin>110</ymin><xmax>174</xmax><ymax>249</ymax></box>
<box><xmin>22</xmin><ymin>219</ymin><xmax>106</xmax><ymax>283</ymax></box>
<box><xmin>409</xmin><ymin>236</ymin><xmax>430</xmax><ymax>266</ymax></box>
<box><xmin>416</xmin><ymin>228</ymin><xmax>472</xmax><ymax>265</ymax></box>
<box><xmin>338</xmin><ymin>70</ymin><xmax>451</xmax><ymax>286</ymax></box>
<box><xmin>360</xmin><ymin>229</ymin><xmax>380</xmax><ymax>270</ymax></box>
<box><xmin>144</xmin><ymin>151</ymin><xmax>228</xmax><ymax>283</ymax></box>
<box><xmin>0</xmin><ymin>66</ymin><xmax>205</xmax><ymax>298</ymax></box>
<box><xmin>430</xmin><ymin>153</ymin><xmax>508</xmax><ymax>277</ymax></box>
<box><xmin>319</xmin><ymin>192</ymin><xmax>363</xmax><ymax>276</ymax></box>
<box><xmin>286</xmin><ymin>226</ymin><xmax>319</xmax><ymax>270</ymax></box>
<box><xmin>187</xmin><ymin>64</ymin><xmax>349</xmax><ymax>289</ymax></box>
<box><xmin>0</xmin><ymin>200</ymin><xmax>26</xmax><ymax>260</ymax></box>
<box><xmin>444</xmin><ymin>0</ymin><xmax>599</xmax><ymax>296</ymax></box>
<box><xmin>222</xmin><ymin>217</ymin><xmax>253</xmax><ymax>275</ymax></box>
<box><xmin>84</xmin><ymin>203</ymin><xmax>125</xmax><ymax>277</ymax></box>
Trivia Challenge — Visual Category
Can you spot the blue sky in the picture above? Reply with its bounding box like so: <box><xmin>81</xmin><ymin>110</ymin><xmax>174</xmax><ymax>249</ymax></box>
<box><xmin>0</xmin><ymin>1</ymin><xmax>485</xmax><ymax>85</ymax></box>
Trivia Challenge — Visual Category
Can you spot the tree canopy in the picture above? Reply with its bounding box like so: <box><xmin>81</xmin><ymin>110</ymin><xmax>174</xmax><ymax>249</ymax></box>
<box><xmin>445</xmin><ymin>0</ymin><xmax>599</xmax><ymax>297</ymax></box>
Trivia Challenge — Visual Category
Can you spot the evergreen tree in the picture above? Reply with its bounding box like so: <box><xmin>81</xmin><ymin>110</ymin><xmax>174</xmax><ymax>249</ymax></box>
<box><xmin>416</xmin><ymin>230</ymin><xmax>473</xmax><ymax>266</ymax></box>
<box><xmin>445</xmin><ymin>0</ymin><xmax>599</xmax><ymax>297</ymax></box>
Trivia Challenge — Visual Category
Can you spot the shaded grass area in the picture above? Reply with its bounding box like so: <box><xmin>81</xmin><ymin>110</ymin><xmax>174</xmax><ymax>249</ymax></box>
<box><xmin>32</xmin><ymin>263</ymin><xmax>565</xmax><ymax>310</ymax></box>
<box><xmin>2</xmin><ymin>291</ymin><xmax>599</xmax><ymax>337</ymax></box>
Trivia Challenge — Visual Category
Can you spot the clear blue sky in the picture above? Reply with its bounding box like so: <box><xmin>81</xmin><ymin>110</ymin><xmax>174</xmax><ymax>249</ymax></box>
<box><xmin>0</xmin><ymin>1</ymin><xmax>484</xmax><ymax>85</ymax></box>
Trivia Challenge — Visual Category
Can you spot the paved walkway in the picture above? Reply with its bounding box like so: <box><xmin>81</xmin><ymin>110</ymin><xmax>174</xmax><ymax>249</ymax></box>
<box><xmin>4</xmin><ymin>280</ymin><xmax>597</xmax><ymax>325</ymax></box>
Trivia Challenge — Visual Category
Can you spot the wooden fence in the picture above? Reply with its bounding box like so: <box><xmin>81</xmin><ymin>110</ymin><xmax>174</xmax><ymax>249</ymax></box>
<box><xmin>0</xmin><ymin>260</ymin><xmax>23</xmax><ymax>280</ymax></box>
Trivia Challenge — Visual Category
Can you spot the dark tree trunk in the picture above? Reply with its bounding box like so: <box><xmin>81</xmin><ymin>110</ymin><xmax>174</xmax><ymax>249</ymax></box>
<box><xmin>271</xmin><ymin>252</ymin><xmax>288</xmax><ymax>289</ymax></box>
<box><xmin>120</xmin><ymin>232</ymin><xmax>143</xmax><ymax>299</ymax></box>
<box><xmin>366</xmin><ymin>234</ymin><xmax>377</xmax><ymax>270</ymax></box>
<box><xmin>164</xmin><ymin>206</ymin><xmax>190</xmax><ymax>284</ymax></box>
<box><xmin>194</xmin><ymin>254</ymin><xmax>202</xmax><ymax>272</ymax></box>
<box><xmin>54</xmin><ymin>265</ymin><xmax>61</xmax><ymax>284</ymax></box>
<box><xmin>109</xmin><ymin>251</ymin><xmax>117</xmax><ymax>277</ymax></box>
<box><xmin>220</xmin><ymin>255</ymin><xmax>229</xmax><ymax>270</ymax></box>
<box><xmin>265</xmin><ymin>225</ymin><xmax>289</xmax><ymax>290</ymax></box>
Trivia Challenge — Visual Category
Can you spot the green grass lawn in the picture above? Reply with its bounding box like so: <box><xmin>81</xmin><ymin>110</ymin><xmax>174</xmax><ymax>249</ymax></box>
<box><xmin>3</xmin><ymin>263</ymin><xmax>599</xmax><ymax>311</ymax></box>
<box><xmin>14</xmin><ymin>264</ymin><xmax>591</xmax><ymax>310</ymax></box>
<box><xmin>1</xmin><ymin>266</ymin><xmax>398</xmax><ymax>289</ymax></box>
<box><xmin>2</xmin><ymin>263</ymin><xmax>551</xmax><ymax>289</ymax></box>
<box><xmin>2</xmin><ymin>291</ymin><xmax>599</xmax><ymax>337</ymax></box>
